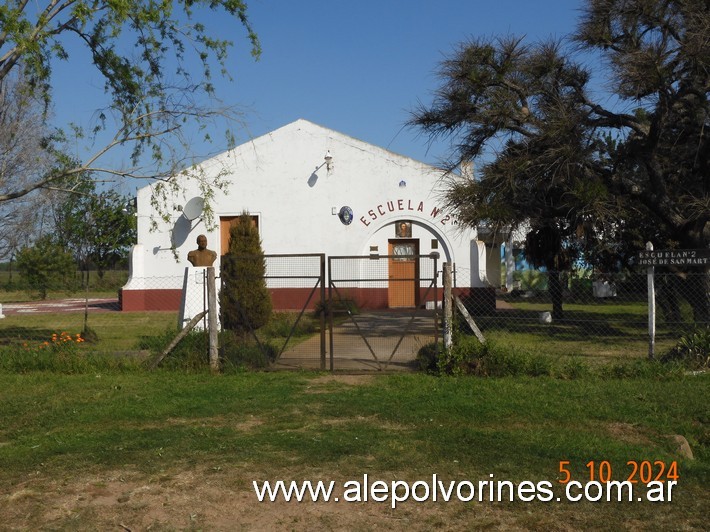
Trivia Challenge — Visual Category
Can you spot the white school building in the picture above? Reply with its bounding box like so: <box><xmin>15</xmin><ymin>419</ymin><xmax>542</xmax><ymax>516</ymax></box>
<box><xmin>120</xmin><ymin>119</ymin><xmax>504</xmax><ymax>312</ymax></box>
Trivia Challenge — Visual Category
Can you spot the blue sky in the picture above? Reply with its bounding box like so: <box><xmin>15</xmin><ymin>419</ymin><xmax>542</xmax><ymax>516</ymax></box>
<box><xmin>52</xmin><ymin>0</ymin><xmax>588</xmax><ymax>190</ymax></box>
<box><xmin>227</xmin><ymin>0</ymin><xmax>587</xmax><ymax>163</ymax></box>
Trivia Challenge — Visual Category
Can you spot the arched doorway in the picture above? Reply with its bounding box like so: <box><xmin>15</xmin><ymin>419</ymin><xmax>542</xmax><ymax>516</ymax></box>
<box><xmin>361</xmin><ymin>218</ymin><xmax>453</xmax><ymax>309</ymax></box>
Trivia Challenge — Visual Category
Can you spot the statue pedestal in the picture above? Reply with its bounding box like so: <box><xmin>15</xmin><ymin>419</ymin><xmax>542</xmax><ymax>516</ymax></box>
<box><xmin>178</xmin><ymin>267</ymin><xmax>220</xmax><ymax>330</ymax></box>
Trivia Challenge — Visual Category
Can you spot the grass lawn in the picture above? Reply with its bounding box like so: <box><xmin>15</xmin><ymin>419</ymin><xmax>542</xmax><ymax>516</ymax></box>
<box><xmin>478</xmin><ymin>298</ymin><xmax>687</xmax><ymax>363</ymax></box>
<box><xmin>0</xmin><ymin>289</ymin><xmax>121</xmax><ymax>304</ymax></box>
<box><xmin>0</xmin><ymin>270</ymin><xmax>128</xmax><ymax>303</ymax></box>
<box><xmin>0</xmin><ymin>370</ymin><xmax>707</xmax><ymax>530</ymax></box>
<box><xmin>0</xmin><ymin>311</ymin><xmax>177</xmax><ymax>352</ymax></box>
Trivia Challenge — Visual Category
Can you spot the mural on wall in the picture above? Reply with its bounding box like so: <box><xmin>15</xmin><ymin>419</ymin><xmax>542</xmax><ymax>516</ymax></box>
<box><xmin>396</xmin><ymin>221</ymin><xmax>412</xmax><ymax>238</ymax></box>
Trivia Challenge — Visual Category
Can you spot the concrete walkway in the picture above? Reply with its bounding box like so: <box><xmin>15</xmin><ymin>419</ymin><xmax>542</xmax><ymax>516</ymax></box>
<box><xmin>1</xmin><ymin>298</ymin><xmax>120</xmax><ymax>315</ymax></box>
<box><xmin>274</xmin><ymin>310</ymin><xmax>439</xmax><ymax>372</ymax></box>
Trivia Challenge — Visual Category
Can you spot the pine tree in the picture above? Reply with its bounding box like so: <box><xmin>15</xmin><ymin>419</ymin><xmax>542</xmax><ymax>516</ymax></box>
<box><xmin>410</xmin><ymin>0</ymin><xmax>710</xmax><ymax>321</ymax></box>
<box><xmin>220</xmin><ymin>213</ymin><xmax>272</xmax><ymax>334</ymax></box>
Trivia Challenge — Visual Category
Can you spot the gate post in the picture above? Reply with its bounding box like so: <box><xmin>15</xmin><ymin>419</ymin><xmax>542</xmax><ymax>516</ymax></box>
<box><xmin>328</xmin><ymin>257</ymin><xmax>334</xmax><ymax>372</ymax></box>
<box><xmin>207</xmin><ymin>266</ymin><xmax>220</xmax><ymax>372</ymax></box>
<box><xmin>646</xmin><ymin>242</ymin><xmax>656</xmax><ymax>360</ymax></box>
<box><xmin>443</xmin><ymin>262</ymin><xmax>453</xmax><ymax>351</ymax></box>
<box><xmin>320</xmin><ymin>254</ymin><xmax>326</xmax><ymax>371</ymax></box>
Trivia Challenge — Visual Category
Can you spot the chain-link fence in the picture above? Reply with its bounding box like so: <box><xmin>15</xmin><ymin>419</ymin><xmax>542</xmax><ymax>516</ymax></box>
<box><xmin>455</xmin><ymin>271</ymin><xmax>709</xmax><ymax>363</ymax></box>
<box><xmin>327</xmin><ymin>254</ymin><xmax>439</xmax><ymax>371</ymax></box>
<box><xmin>0</xmin><ymin>269</ymin><xmax>129</xmax><ymax>294</ymax></box>
<box><xmin>0</xmin><ymin>271</ymin><xmax>179</xmax><ymax>356</ymax></box>
<box><xmin>2</xmin><ymin>263</ymin><xmax>707</xmax><ymax>368</ymax></box>
<box><xmin>0</xmin><ymin>253</ymin><xmax>328</xmax><ymax>364</ymax></box>
<box><xmin>226</xmin><ymin>254</ymin><xmax>326</xmax><ymax>369</ymax></box>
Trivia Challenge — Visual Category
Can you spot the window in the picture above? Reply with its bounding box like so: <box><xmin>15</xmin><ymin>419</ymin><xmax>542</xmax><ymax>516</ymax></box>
<box><xmin>392</xmin><ymin>243</ymin><xmax>416</xmax><ymax>261</ymax></box>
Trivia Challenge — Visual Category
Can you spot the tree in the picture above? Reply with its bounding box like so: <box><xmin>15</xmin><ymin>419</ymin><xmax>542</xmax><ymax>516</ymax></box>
<box><xmin>411</xmin><ymin>36</ymin><xmax>610</xmax><ymax>318</ymax></box>
<box><xmin>0</xmin><ymin>74</ymin><xmax>57</xmax><ymax>260</ymax></box>
<box><xmin>0</xmin><ymin>0</ymin><xmax>260</xmax><ymax>226</ymax></box>
<box><xmin>577</xmin><ymin>0</ymin><xmax>709</xmax><ymax>322</ymax></box>
<box><xmin>220</xmin><ymin>213</ymin><xmax>272</xmax><ymax>335</ymax></box>
<box><xmin>0</xmin><ymin>194</ymin><xmax>41</xmax><ymax>264</ymax></box>
<box><xmin>15</xmin><ymin>235</ymin><xmax>76</xmax><ymax>299</ymax></box>
<box><xmin>50</xmin><ymin>176</ymin><xmax>136</xmax><ymax>279</ymax></box>
<box><xmin>411</xmin><ymin>0</ymin><xmax>709</xmax><ymax>320</ymax></box>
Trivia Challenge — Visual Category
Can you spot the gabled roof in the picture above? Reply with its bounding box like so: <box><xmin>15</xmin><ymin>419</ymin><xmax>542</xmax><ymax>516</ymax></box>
<box><xmin>205</xmin><ymin>118</ymin><xmax>435</xmax><ymax>171</ymax></box>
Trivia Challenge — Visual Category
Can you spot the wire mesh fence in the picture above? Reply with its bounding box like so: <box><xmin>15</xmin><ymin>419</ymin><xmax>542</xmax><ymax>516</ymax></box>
<box><xmin>0</xmin><ymin>273</ymin><xmax>179</xmax><ymax>356</ymax></box>
<box><xmin>327</xmin><ymin>254</ymin><xmax>439</xmax><ymax>371</ymax></box>
<box><xmin>0</xmin><ymin>254</ymin><xmax>329</xmax><ymax>365</ymax></box>
<box><xmin>1</xmin><ymin>261</ymin><xmax>707</xmax><ymax>369</ymax></box>
<box><xmin>0</xmin><ymin>269</ymin><xmax>129</xmax><ymax>294</ymax></box>
<box><xmin>455</xmin><ymin>271</ymin><xmax>709</xmax><ymax>363</ymax></box>
<box><xmin>234</xmin><ymin>254</ymin><xmax>326</xmax><ymax>369</ymax></box>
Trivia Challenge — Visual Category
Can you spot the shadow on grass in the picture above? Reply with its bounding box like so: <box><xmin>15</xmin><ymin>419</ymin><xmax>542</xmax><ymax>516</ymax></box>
<box><xmin>466</xmin><ymin>307</ymin><xmax>693</xmax><ymax>347</ymax></box>
<box><xmin>88</xmin><ymin>300</ymin><xmax>121</xmax><ymax>311</ymax></box>
<box><xmin>0</xmin><ymin>326</ymin><xmax>58</xmax><ymax>346</ymax></box>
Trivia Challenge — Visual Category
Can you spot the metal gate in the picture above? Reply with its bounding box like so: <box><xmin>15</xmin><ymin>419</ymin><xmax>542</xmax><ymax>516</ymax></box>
<box><xmin>222</xmin><ymin>253</ymin><xmax>327</xmax><ymax>369</ymax></box>
<box><xmin>327</xmin><ymin>254</ymin><xmax>440</xmax><ymax>371</ymax></box>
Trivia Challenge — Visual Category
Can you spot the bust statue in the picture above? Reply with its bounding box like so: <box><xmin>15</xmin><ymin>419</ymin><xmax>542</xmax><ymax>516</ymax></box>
<box><xmin>187</xmin><ymin>234</ymin><xmax>217</xmax><ymax>267</ymax></box>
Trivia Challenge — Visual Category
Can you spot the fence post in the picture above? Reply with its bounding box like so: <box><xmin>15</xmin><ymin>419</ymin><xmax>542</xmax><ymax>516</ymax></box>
<box><xmin>443</xmin><ymin>262</ymin><xmax>453</xmax><ymax>351</ymax></box>
<box><xmin>207</xmin><ymin>266</ymin><xmax>220</xmax><ymax>372</ymax></box>
<box><xmin>320</xmin><ymin>254</ymin><xmax>326</xmax><ymax>371</ymax></box>
<box><xmin>327</xmin><ymin>257</ymin><xmax>334</xmax><ymax>372</ymax></box>
<box><xmin>646</xmin><ymin>242</ymin><xmax>656</xmax><ymax>360</ymax></box>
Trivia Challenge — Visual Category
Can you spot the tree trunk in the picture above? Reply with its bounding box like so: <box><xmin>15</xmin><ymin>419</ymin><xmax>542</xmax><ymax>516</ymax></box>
<box><xmin>657</xmin><ymin>274</ymin><xmax>682</xmax><ymax>323</ymax></box>
<box><xmin>683</xmin><ymin>270</ymin><xmax>710</xmax><ymax>325</ymax></box>
<box><xmin>549</xmin><ymin>270</ymin><xmax>564</xmax><ymax>320</ymax></box>
<box><xmin>677</xmin><ymin>230</ymin><xmax>709</xmax><ymax>324</ymax></box>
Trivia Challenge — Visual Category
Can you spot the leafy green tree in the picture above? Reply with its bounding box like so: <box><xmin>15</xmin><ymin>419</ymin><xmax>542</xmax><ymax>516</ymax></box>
<box><xmin>411</xmin><ymin>0</ymin><xmax>709</xmax><ymax>320</ymax></box>
<box><xmin>16</xmin><ymin>236</ymin><xmax>76</xmax><ymax>299</ymax></box>
<box><xmin>51</xmin><ymin>178</ymin><xmax>136</xmax><ymax>279</ymax></box>
<box><xmin>0</xmin><ymin>0</ymin><xmax>260</xmax><ymax>227</ymax></box>
<box><xmin>220</xmin><ymin>213</ymin><xmax>272</xmax><ymax>334</ymax></box>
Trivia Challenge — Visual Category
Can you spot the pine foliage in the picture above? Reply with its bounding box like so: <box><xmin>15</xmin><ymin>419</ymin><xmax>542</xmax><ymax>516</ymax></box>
<box><xmin>220</xmin><ymin>213</ymin><xmax>272</xmax><ymax>333</ymax></box>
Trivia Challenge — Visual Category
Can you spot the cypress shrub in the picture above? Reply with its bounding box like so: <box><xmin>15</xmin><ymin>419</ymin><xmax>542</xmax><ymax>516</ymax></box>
<box><xmin>220</xmin><ymin>213</ymin><xmax>272</xmax><ymax>334</ymax></box>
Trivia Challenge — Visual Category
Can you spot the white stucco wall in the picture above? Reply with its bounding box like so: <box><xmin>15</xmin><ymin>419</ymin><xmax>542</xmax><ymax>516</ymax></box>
<box><xmin>124</xmin><ymin>119</ymin><xmax>499</xmax><ymax>291</ymax></box>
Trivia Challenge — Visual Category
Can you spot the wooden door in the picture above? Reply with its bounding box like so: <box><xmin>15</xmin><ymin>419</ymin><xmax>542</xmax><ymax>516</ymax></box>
<box><xmin>220</xmin><ymin>215</ymin><xmax>259</xmax><ymax>256</ymax></box>
<box><xmin>388</xmin><ymin>239</ymin><xmax>418</xmax><ymax>308</ymax></box>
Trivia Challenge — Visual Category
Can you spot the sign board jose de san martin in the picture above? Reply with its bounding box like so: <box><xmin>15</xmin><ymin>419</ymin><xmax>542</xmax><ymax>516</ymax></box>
<box><xmin>637</xmin><ymin>249</ymin><xmax>710</xmax><ymax>267</ymax></box>
<box><xmin>640</xmin><ymin>244</ymin><xmax>709</xmax><ymax>361</ymax></box>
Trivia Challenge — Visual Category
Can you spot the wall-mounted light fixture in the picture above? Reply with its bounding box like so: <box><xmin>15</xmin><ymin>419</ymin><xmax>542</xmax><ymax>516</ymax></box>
<box><xmin>324</xmin><ymin>150</ymin><xmax>333</xmax><ymax>171</ymax></box>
